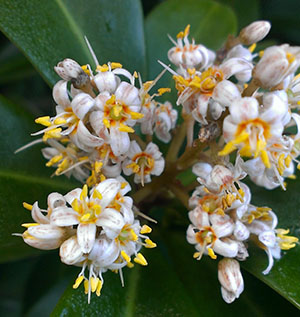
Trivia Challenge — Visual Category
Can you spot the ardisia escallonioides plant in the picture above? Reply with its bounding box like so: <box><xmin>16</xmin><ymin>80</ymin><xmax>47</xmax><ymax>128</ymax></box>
<box><xmin>15</xmin><ymin>21</ymin><xmax>299</xmax><ymax>304</ymax></box>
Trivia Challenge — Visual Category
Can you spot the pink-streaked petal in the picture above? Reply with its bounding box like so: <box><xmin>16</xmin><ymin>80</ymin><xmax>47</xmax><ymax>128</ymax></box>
<box><xmin>53</xmin><ymin>80</ymin><xmax>70</xmax><ymax>108</ymax></box>
<box><xmin>220</xmin><ymin>57</ymin><xmax>253</xmax><ymax>79</ymax></box>
<box><xmin>31</xmin><ymin>202</ymin><xmax>49</xmax><ymax>224</ymax></box>
<box><xmin>115</xmin><ymin>81</ymin><xmax>141</xmax><ymax>108</ymax></box>
<box><xmin>96</xmin><ymin>208</ymin><xmax>125</xmax><ymax>239</ymax></box>
<box><xmin>64</xmin><ymin>188</ymin><xmax>82</xmax><ymax>204</ymax></box>
<box><xmin>77</xmin><ymin>223</ymin><xmax>96</xmax><ymax>253</ymax></box>
<box><xmin>60</xmin><ymin>235</ymin><xmax>85</xmax><ymax>265</ymax></box>
<box><xmin>71</xmin><ymin>93</ymin><xmax>95</xmax><ymax>120</ymax></box>
<box><xmin>110</xmin><ymin>125</ymin><xmax>130</xmax><ymax>156</ymax></box>
<box><xmin>50</xmin><ymin>207</ymin><xmax>79</xmax><ymax>226</ymax></box>
<box><xmin>47</xmin><ymin>192</ymin><xmax>66</xmax><ymax>210</ymax></box>
<box><xmin>152</xmin><ymin>157</ymin><xmax>165</xmax><ymax>176</ymax></box>
<box><xmin>230</xmin><ymin>97</ymin><xmax>259</xmax><ymax>124</ymax></box>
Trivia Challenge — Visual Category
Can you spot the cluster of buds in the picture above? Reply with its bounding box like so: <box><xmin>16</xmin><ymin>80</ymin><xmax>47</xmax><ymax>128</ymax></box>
<box><xmin>163</xmin><ymin>21</ymin><xmax>299</xmax><ymax>303</ymax></box>
<box><xmin>16</xmin><ymin>21</ymin><xmax>300</xmax><ymax>304</ymax></box>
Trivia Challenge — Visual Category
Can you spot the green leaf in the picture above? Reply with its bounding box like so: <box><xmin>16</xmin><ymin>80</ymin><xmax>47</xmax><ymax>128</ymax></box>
<box><xmin>52</xmin><ymin>231</ymin><xmax>299</xmax><ymax>316</ymax></box>
<box><xmin>0</xmin><ymin>95</ymin><xmax>77</xmax><ymax>262</ymax></box>
<box><xmin>145</xmin><ymin>0</ymin><xmax>237</xmax><ymax>85</ymax></box>
<box><xmin>0</xmin><ymin>0</ymin><xmax>146</xmax><ymax>86</ymax></box>
<box><xmin>242</xmin><ymin>177</ymin><xmax>300</xmax><ymax>309</ymax></box>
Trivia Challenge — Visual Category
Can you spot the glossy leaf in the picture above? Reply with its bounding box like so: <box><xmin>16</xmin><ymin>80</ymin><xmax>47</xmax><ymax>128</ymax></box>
<box><xmin>0</xmin><ymin>0</ymin><xmax>146</xmax><ymax>86</ymax></box>
<box><xmin>0</xmin><ymin>95</ymin><xmax>77</xmax><ymax>262</ymax></box>
<box><xmin>52</xmin><ymin>231</ymin><xmax>298</xmax><ymax>316</ymax></box>
<box><xmin>242</xmin><ymin>178</ymin><xmax>300</xmax><ymax>309</ymax></box>
<box><xmin>145</xmin><ymin>0</ymin><xmax>237</xmax><ymax>84</ymax></box>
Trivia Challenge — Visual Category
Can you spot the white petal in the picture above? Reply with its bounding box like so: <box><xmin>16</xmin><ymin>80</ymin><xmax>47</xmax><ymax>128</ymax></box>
<box><xmin>50</xmin><ymin>207</ymin><xmax>79</xmax><ymax>226</ymax></box>
<box><xmin>110</xmin><ymin>125</ymin><xmax>130</xmax><ymax>156</ymax></box>
<box><xmin>53</xmin><ymin>80</ymin><xmax>70</xmax><ymax>108</ymax></box>
<box><xmin>229</xmin><ymin>97</ymin><xmax>259</xmax><ymax>124</ymax></box>
<box><xmin>77</xmin><ymin>223</ymin><xmax>96</xmax><ymax>253</ymax></box>
<box><xmin>31</xmin><ymin>202</ymin><xmax>49</xmax><ymax>224</ymax></box>
<box><xmin>47</xmin><ymin>193</ymin><xmax>66</xmax><ymax>210</ymax></box>
<box><xmin>76</xmin><ymin>120</ymin><xmax>104</xmax><ymax>150</ymax></box>
<box><xmin>71</xmin><ymin>93</ymin><xmax>95</xmax><ymax>120</ymax></box>
<box><xmin>152</xmin><ymin>157</ymin><xmax>165</xmax><ymax>176</ymax></box>
<box><xmin>213</xmin><ymin>238</ymin><xmax>239</xmax><ymax>258</ymax></box>
<box><xmin>64</xmin><ymin>188</ymin><xmax>82</xmax><ymax>205</ymax></box>
<box><xmin>115</xmin><ymin>82</ymin><xmax>141</xmax><ymax>108</ymax></box>
<box><xmin>96</xmin><ymin>208</ymin><xmax>125</xmax><ymax>239</ymax></box>
<box><xmin>94</xmin><ymin>178</ymin><xmax>121</xmax><ymax>208</ymax></box>
<box><xmin>60</xmin><ymin>235</ymin><xmax>84</xmax><ymax>265</ymax></box>
<box><xmin>212</xmin><ymin>80</ymin><xmax>241</xmax><ymax>107</ymax></box>
<box><xmin>220</xmin><ymin>57</ymin><xmax>253</xmax><ymax>79</ymax></box>
<box><xmin>28</xmin><ymin>224</ymin><xmax>67</xmax><ymax>240</ymax></box>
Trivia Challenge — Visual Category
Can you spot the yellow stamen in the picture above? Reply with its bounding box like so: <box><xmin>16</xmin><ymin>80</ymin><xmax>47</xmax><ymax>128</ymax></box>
<box><xmin>261</xmin><ymin>150</ymin><xmax>271</xmax><ymax>168</ymax></box>
<box><xmin>134</xmin><ymin>253</ymin><xmax>148</xmax><ymax>266</ymax></box>
<box><xmin>35</xmin><ymin>116</ymin><xmax>51</xmax><ymax>127</ymax></box>
<box><xmin>97</xmin><ymin>64</ymin><xmax>109</xmax><ymax>72</ymax></box>
<box><xmin>71</xmin><ymin>198</ymin><xmax>80</xmax><ymax>213</ymax></box>
<box><xmin>133</xmin><ymin>71</ymin><xmax>138</xmax><ymax>78</ymax></box>
<box><xmin>121</xmin><ymin>250</ymin><xmax>131</xmax><ymax>263</ymax></box>
<box><xmin>84</xmin><ymin>280</ymin><xmax>89</xmax><ymax>294</ymax></box>
<box><xmin>145</xmin><ymin>238</ymin><xmax>157</xmax><ymax>248</ymax></box>
<box><xmin>46</xmin><ymin>154</ymin><xmax>63</xmax><ymax>167</ymax></box>
<box><xmin>54</xmin><ymin>117</ymin><xmax>67</xmax><ymax>125</ymax></box>
<box><xmin>130</xmin><ymin>111</ymin><xmax>144</xmax><ymax>120</ymax></box>
<box><xmin>259</xmin><ymin>50</ymin><xmax>264</xmax><ymax>58</ymax></box>
<box><xmin>158</xmin><ymin>88</ymin><xmax>171</xmax><ymax>95</ymax></box>
<box><xmin>248</xmin><ymin>43</ymin><xmax>256</xmax><ymax>53</ymax></box>
<box><xmin>80</xmin><ymin>184</ymin><xmax>88</xmax><ymax>200</ymax></box>
<box><xmin>23</xmin><ymin>202</ymin><xmax>33</xmax><ymax>211</ymax></box>
<box><xmin>73</xmin><ymin>275</ymin><xmax>84</xmax><ymax>289</ymax></box>
<box><xmin>140</xmin><ymin>224</ymin><xmax>152</xmax><ymax>234</ymax></box>
<box><xmin>207</xmin><ymin>247</ymin><xmax>217</xmax><ymax>260</ymax></box>
<box><xmin>92</xmin><ymin>189</ymin><xmax>103</xmax><ymax>200</ymax></box>
<box><xmin>43</xmin><ymin>128</ymin><xmax>62</xmax><ymax>141</ymax></box>
<box><xmin>130</xmin><ymin>229</ymin><xmax>138</xmax><ymax>241</ymax></box>
<box><xmin>21</xmin><ymin>223</ymin><xmax>39</xmax><ymax>228</ymax></box>
<box><xmin>193</xmin><ymin>252</ymin><xmax>201</xmax><ymax>259</ymax></box>
<box><xmin>81</xmin><ymin>65</ymin><xmax>91</xmax><ymax>75</ymax></box>
<box><xmin>90</xmin><ymin>277</ymin><xmax>99</xmax><ymax>292</ymax></box>
<box><xmin>183</xmin><ymin>24</ymin><xmax>190</xmax><ymax>37</ymax></box>
<box><xmin>96</xmin><ymin>280</ymin><xmax>103</xmax><ymax>297</ymax></box>
<box><xmin>119</xmin><ymin>123</ymin><xmax>134</xmax><ymax>133</ymax></box>
<box><xmin>110</xmin><ymin>62</ymin><xmax>122</xmax><ymax>69</ymax></box>
<box><xmin>127</xmin><ymin>262</ymin><xmax>134</xmax><ymax>268</ymax></box>
<box><xmin>103</xmin><ymin>118</ymin><xmax>110</xmax><ymax>128</ymax></box>
<box><xmin>80</xmin><ymin>213</ymin><xmax>91</xmax><ymax>222</ymax></box>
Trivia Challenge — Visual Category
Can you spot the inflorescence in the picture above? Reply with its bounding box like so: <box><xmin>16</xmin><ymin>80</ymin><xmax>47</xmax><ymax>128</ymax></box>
<box><xmin>16</xmin><ymin>21</ymin><xmax>299</xmax><ymax>304</ymax></box>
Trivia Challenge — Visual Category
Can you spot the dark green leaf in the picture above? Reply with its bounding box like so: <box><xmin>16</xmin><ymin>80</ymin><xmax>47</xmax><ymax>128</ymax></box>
<box><xmin>0</xmin><ymin>95</ymin><xmax>77</xmax><ymax>262</ymax></box>
<box><xmin>0</xmin><ymin>0</ymin><xmax>146</xmax><ymax>86</ymax></box>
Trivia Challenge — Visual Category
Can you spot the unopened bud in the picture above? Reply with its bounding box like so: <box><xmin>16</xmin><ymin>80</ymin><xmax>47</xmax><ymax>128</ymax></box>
<box><xmin>239</xmin><ymin>21</ymin><xmax>271</xmax><ymax>45</ymax></box>
<box><xmin>218</xmin><ymin>258</ymin><xmax>244</xmax><ymax>304</ymax></box>
<box><xmin>60</xmin><ymin>236</ymin><xmax>84</xmax><ymax>265</ymax></box>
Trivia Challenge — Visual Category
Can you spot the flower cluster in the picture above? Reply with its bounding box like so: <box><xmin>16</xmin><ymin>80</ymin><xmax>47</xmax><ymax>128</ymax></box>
<box><xmin>163</xmin><ymin>22</ymin><xmax>299</xmax><ymax>303</ymax></box>
<box><xmin>17</xmin><ymin>21</ymin><xmax>300</xmax><ymax>305</ymax></box>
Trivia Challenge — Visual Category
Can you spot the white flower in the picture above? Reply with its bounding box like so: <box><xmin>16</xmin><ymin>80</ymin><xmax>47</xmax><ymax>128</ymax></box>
<box><xmin>154</xmin><ymin>102</ymin><xmax>178</xmax><ymax>143</ymax></box>
<box><xmin>219</xmin><ymin>93</ymin><xmax>290</xmax><ymax>168</ymax></box>
<box><xmin>90</xmin><ymin>81</ymin><xmax>142</xmax><ymax>156</ymax></box>
<box><xmin>218</xmin><ymin>258</ymin><xmax>244</xmax><ymax>304</ymax></box>
<box><xmin>50</xmin><ymin>179</ymin><xmax>125</xmax><ymax>253</ymax></box>
<box><xmin>168</xmin><ymin>25</ymin><xmax>215</xmax><ymax>70</ymax></box>
<box><xmin>253</xmin><ymin>44</ymin><xmax>300</xmax><ymax>89</ymax></box>
<box><xmin>20</xmin><ymin>194</ymin><xmax>75</xmax><ymax>250</ymax></box>
<box><xmin>122</xmin><ymin>141</ymin><xmax>165</xmax><ymax>185</ymax></box>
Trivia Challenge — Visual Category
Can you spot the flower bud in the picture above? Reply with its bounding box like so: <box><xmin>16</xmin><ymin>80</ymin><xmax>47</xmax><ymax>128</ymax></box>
<box><xmin>239</xmin><ymin>21</ymin><xmax>271</xmax><ymax>45</ymax></box>
<box><xmin>218</xmin><ymin>258</ymin><xmax>244</xmax><ymax>303</ymax></box>
<box><xmin>60</xmin><ymin>236</ymin><xmax>84</xmax><ymax>265</ymax></box>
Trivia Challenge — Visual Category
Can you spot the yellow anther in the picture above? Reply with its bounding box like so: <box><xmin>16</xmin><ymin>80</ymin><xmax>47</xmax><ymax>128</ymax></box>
<box><xmin>90</xmin><ymin>277</ymin><xmax>99</xmax><ymax>292</ymax></box>
<box><xmin>187</xmin><ymin>68</ymin><xmax>196</xmax><ymax>76</ymax></box>
<box><xmin>46</xmin><ymin>154</ymin><xmax>63</xmax><ymax>167</ymax></box>
<box><xmin>130</xmin><ymin>229</ymin><xmax>138</xmax><ymax>241</ymax></box>
<box><xmin>244</xmin><ymin>83</ymin><xmax>249</xmax><ymax>89</ymax></box>
<box><xmin>84</xmin><ymin>280</ymin><xmax>89</xmax><ymax>294</ymax></box>
<box><xmin>183</xmin><ymin>24</ymin><xmax>190</xmax><ymax>37</ymax></box>
<box><xmin>134</xmin><ymin>253</ymin><xmax>148</xmax><ymax>266</ymax></box>
<box><xmin>35</xmin><ymin>116</ymin><xmax>51</xmax><ymax>127</ymax></box>
<box><xmin>71</xmin><ymin>198</ymin><xmax>80</xmax><ymax>213</ymax></box>
<box><xmin>248</xmin><ymin>43</ymin><xmax>256</xmax><ymax>53</ymax></box>
<box><xmin>254</xmin><ymin>139</ymin><xmax>266</xmax><ymax>158</ymax></box>
<box><xmin>259</xmin><ymin>50</ymin><xmax>264</xmax><ymax>58</ymax></box>
<box><xmin>193</xmin><ymin>252</ymin><xmax>201</xmax><ymax>259</ymax></box>
<box><xmin>285</xmin><ymin>155</ymin><xmax>292</xmax><ymax>167</ymax></box>
<box><xmin>103</xmin><ymin>118</ymin><xmax>110</xmax><ymax>128</ymax></box>
<box><xmin>23</xmin><ymin>202</ymin><xmax>33</xmax><ymax>211</ymax></box>
<box><xmin>110</xmin><ymin>62</ymin><xmax>122</xmax><ymax>69</ymax></box>
<box><xmin>100</xmin><ymin>174</ymin><xmax>106</xmax><ymax>182</ymax></box>
<box><xmin>145</xmin><ymin>238</ymin><xmax>157</xmax><ymax>248</ymax></box>
<box><xmin>54</xmin><ymin>117</ymin><xmax>67</xmax><ymax>125</ymax></box>
<box><xmin>286</xmin><ymin>52</ymin><xmax>296</xmax><ymax>64</ymax></box>
<box><xmin>176</xmin><ymin>31</ymin><xmax>184</xmax><ymax>39</ymax></box>
<box><xmin>95</xmin><ymin>161</ymin><xmax>103</xmax><ymax>173</ymax></box>
<box><xmin>73</xmin><ymin>275</ymin><xmax>84</xmax><ymax>289</ymax></box>
<box><xmin>80</xmin><ymin>184</ymin><xmax>88</xmax><ymax>200</ymax></box>
<box><xmin>121</xmin><ymin>182</ymin><xmax>127</xmax><ymax>189</ymax></box>
<box><xmin>92</xmin><ymin>189</ymin><xmax>103</xmax><ymax>200</ymax></box>
<box><xmin>81</xmin><ymin>65</ymin><xmax>91</xmax><ymax>75</ymax></box>
<box><xmin>261</xmin><ymin>150</ymin><xmax>271</xmax><ymax>168</ymax></box>
<box><xmin>119</xmin><ymin>123</ymin><xmax>134</xmax><ymax>133</ymax></box>
<box><xmin>239</xmin><ymin>145</ymin><xmax>252</xmax><ymax>157</ymax></box>
<box><xmin>106</xmin><ymin>95</ymin><xmax>116</xmax><ymax>105</ymax></box>
<box><xmin>288</xmin><ymin>174</ymin><xmax>296</xmax><ymax>180</ymax></box>
<box><xmin>218</xmin><ymin>142</ymin><xmax>237</xmax><ymax>156</ymax></box>
<box><xmin>133</xmin><ymin>71</ymin><xmax>138</xmax><ymax>78</ymax></box>
<box><xmin>96</xmin><ymin>280</ymin><xmax>103</xmax><ymax>297</ymax></box>
<box><xmin>43</xmin><ymin>128</ymin><xmax>62</xmax><ymax>141</ymax></box>
<box><xmin>130</xmin><ymin>111</ymin><xmax>144</xmax><ymax>120</ymax></box>
<box><xmin>97</xmin><ymin>64</ymin><xmax>109</xmax><ymax>72</ymax></box>
<box><xmin>121</xmin><ymin>250</ymin><xmax>131</xmax><ymax>263</ymax></box>
<box><xmin>127</xmin><ymin>262</ymin><xmax>134</xmax><ymax>268</ymax></box>
<box><xmin>207</xmin><ymin>247</ymin><xmax>217</xmax><ymax>260</ymax></box>
<box><xmin>140</xmin><ymin>224</ymin><xmax>152</xmax><ymax>234</ymax></box>
<box><xmin>91</xmin><ymin>204</ymin><xmax>102</xmax><ymax>216</ymax></box>
<box><xmin>80</xmin><ymin>213</ymin><xmax>91</xmax><ymax>222</ymax></box>
<box><xmin>216</xmin><ymin>208</ymin><xmax>225</xmax><ymax>216</ymax></box>
<box><xmin>158</xmin><ymin>88</ymin><xmax>171</xmax><ymax>95</ymax></box>
<box><xmin>21</xmin><ymin>223</ymin><xmax>39</xmax><ymax>228</ymax></box>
